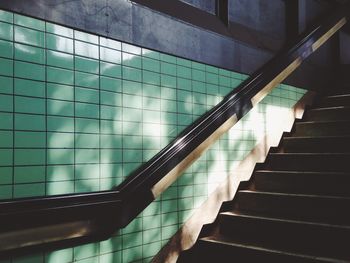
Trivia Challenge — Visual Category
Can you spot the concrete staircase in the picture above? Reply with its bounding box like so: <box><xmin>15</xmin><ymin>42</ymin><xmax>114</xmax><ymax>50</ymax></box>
<box><xmin>178</xmin><ymin>91</ymin><xmax>350</xmax><ymax>262</ymax></box>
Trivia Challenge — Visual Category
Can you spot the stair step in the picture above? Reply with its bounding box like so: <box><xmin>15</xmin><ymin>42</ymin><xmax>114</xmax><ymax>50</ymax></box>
<box><xmin>318</xmin><ymin>94</ymin><xmax>350</xmax><ymax>107</ymax></box>
<box><xmin>179</xmin><ymin>235</ymin><xmax>344</xmax><ymax>262</ymax></box>
<box><xmin>304</xmin><ymin>107</ymin><xmax>350</xmax><ymax>121</ymax></box>
<box><xmin>267</xmin><ymin>153</ymin><xmax>350</xmax><ymax>172</ymax></box>
<box><xmin>253</xmin><ymin>170</ymin><xmax>350</xmax><ymax>195</ymax></box>
<box><xmin>295</xmin><ymin>120</ymin><xmax>350</xmax><ymax>137</ymax></box>
<box><xmin>328</xmin><ymin>90</ymin><xmax>350</xmax><ymax>96</ymax></box>
<box><xmin>179</xmin><ymin>92</ymin><xmax>350</xmax><ymax>262</ymax></box>
<box><xmin>233</xmin><ymin>190</ymin><xmax>350</xmax><ymax>224</ymax></box>
<box><xmin>218</xmin><ymin>212</ymin><xmax>350</xmax><ymax>259</ymax></box>
<box><xmin>281</xmin><ymin>136</ymin><xmax>350</xmax><ymax>153</ymax></box>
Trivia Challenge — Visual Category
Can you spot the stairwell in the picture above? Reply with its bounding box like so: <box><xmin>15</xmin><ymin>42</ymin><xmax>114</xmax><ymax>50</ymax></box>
<box><xmin>178</xmin><ymin>90</ymin><xmax>350</xmax><ymax>263</ymax></box>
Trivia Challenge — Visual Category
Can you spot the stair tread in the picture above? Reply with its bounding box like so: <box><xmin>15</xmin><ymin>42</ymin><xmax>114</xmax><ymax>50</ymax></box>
<box><xmin>234</xmin><ymin>190</ymin><xmax>350</xmax><ymax>225</ymax></box>
<box><xmin>269</xmin><ymin>152</ymin><xmax>350</xmax><ymax>155</ymax></box>
<box><xmin>294</xmin><ymin>119</ymin><xmax>350</xmax><ymax>137</ymax></box>
<box><xmin>255</xmin><ymin>170</ymin><xmax>349</xmax><ymax>175</ymax></box>
<box><xmin>218</xmin><ymin>211</ymin><xmax>350</xmax><ymax>257</ymax></box>
<box><xmin>325</xmin><ymin>94</ymin><xmax>350</xmax><ymax>99</ymax></box>
<box><xmin>284</xmin><ymin>135</ymin><xmax>350</xmax><ymax>140</ymax></box>
<box><xmin>310</xmin><ymin>106</ymin><xmax>350</xmax><ymax>111</ymax></box>
<box><xmin>220</xmin><ymin>211</ymin><xmax>350</xmax><ymax>229</ymax></box>
<box><xmin>238</xmin><ymin>190</ymin><xmax>350</xmax><ymax>200</ymax></box>
<box><xmin>267</xmin><ymin>153</ymin><xmax>350</xmax><ymax>172</ymax></box>
<box><xmin>200</xmin><ymin>236</ymin><xmax>349</xmax><ymax>263</ymax></box>
<box><xmin>297</xmin><ymin>120</ymin><xmax>350</xmax><ymax>124</ymax></box>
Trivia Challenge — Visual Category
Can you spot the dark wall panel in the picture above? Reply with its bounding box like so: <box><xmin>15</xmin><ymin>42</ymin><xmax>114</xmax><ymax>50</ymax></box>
<box><xmin>286</xmin><ymin>42</ymin><xmax>336</xmax><ymax>91</ymax></box>
<box><xmin>287</xmin><ymin>0</ymin><xmax>340</xmax><ymax>91</ymax></box>
<box><xmin>179</xmin><ymin>0</ymin><xmax>216</xmax><ymax>14</ymax></box>
<box><xmin>338</xmin><ymin>31</ymin><xmax>350</xmax><ymax>90</ymax></box>
<box><xmin>229</xmin><ymin>0</ymin><xmax>286</xmax><ymax>40</ymax></box>
<box><xmin>339</xmin><ymin>31</ymin><xmax>350</xmax><ymax>64</ymax></box>
<box><xmin>298</xmin><ymin>0</ymin><xmax>331</xmax><ymax>33</ymax></box>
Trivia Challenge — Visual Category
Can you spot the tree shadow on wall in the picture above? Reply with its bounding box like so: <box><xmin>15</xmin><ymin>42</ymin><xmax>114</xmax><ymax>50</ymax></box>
<box><xmin>8</xmin><ymin>48</ymin><xmax>301</xmax><ymax>263</ymax></box>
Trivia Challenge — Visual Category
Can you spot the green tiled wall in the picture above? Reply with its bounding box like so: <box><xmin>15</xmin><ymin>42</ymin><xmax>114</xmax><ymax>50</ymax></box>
<box><xmin>0</xmin><ymin>10</ymin><xmax>306</xmax><ymax>262</ymax></box>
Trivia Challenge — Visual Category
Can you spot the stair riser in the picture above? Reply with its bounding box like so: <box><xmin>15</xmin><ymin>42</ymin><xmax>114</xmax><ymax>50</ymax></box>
<box><xmin>304</xmin><ymin>108</ymin><xmax>350</xmax><ymax>121</ymax></box>
<box><xmin>219</xmin><ymin>215</ymin><xmax>350</xmax><ymax>258</ymax></box>
<box><xmin>253</xmin><ymin>172</ymin><xmax>350</xmax><ymax>196</ymax></box>
<box><xmin>282</xmin><ymin>138</ymin><xmax>350</xmax><ymax>153</ymax></box>
<box><xmin>178</xmin><ymin>240</ymin><xmax>322</xmax><ymax>263</ymax></box>
<box><xmin>235</xmin><ymin>192</ymin><xmax>350</xmax><ymax>224</ymax></box>
<box><xmin>317</xmin><ymin>97</ymin><xmax>350</xmax><ymax>107</ymax></box>
<box><xmin>328</xmin><ymin>89</ymin><xmax>350</xmax><ymax>96</ymax></box>
<box><xmin>295</xmin><ymin>122</ymin><xmax>350</xmax><ymax>137</ymax></box>
<box><xmin>267</xmin><ymin>155</ymin><xmax>350</xmax><ymax>172</ymax></box>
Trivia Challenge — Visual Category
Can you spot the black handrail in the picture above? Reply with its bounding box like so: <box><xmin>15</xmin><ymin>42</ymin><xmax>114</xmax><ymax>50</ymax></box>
<box><xmin>0</xmin><ymin>4</ymin><xmax>348</xmax><ymax>258</ymax></box>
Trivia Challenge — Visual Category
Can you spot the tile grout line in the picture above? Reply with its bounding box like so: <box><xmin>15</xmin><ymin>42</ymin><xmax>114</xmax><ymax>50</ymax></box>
<box><xmin>120</xmin><ymin>43</ymin><xmax>124</xmax><ymax>263</ymax></box>
<box><xmin>174</xmin><ymin>56</ymin><xmax>179</xmax><ymax>241</ymax></box>
<box><xmin>159</xmin><ymin>54</ymin><xmax>164</xmax><ymax>249</ymax></box>
<box><xmin>44</xmin><ymin>21</ymin><xmax>48</xmax><ymax>197</ymax></box>
<box><xmin>73</xmin><ymin>29</ymin><xmax>76</xmax><ymax>202</ymax></box>
<box><xmin>98</xmin><ymin>35</ymin><xmax>102</xmax><ymax>196</ymax></box>
<box><xmin>140</xmin><ymin>46</ymin><xmax>145</xmax><ymax>263</ymax></box>
<box><xmin>11</xmin><ymin>12</ymin><xmax>15</xmax><ymax>200</ymax></box>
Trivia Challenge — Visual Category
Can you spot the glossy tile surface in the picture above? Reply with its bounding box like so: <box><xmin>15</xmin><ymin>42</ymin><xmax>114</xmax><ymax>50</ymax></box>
<box><xmin>46</xmin><ymin>33</ymin><xmax>73</xmax><ymax>53</ymax></box>
<box><xmin>0</xmin><ymin>9</ymin><xmax>307</xmax><ymax>263</ymax></box>
<box><xmin>47</xmin><ymin>50</ymin><xmax>73</xmax><ymax>69</ymax></box>
<box><xmin>0</xmin><ymin>21</ymin><xmax>13</xmax><ymax>41</ymax></box>
<box><xmin>0</xmin><ymin>39</ymin><xmax>13</xmax><ymax>58</ymax></box>
<box><xmin>14</xmin><ymin>26</ymin><xmax>45</xmax><ymax>47</ymax></box>
<box><xmin>15</xmin><ymin>61</ymin><xmax>45</xmax><ymax>81</ymax></box>
<box><xmin>15</xmin><ymin>43</ymin><xmax>45</xmax><ymax>64</ymax></box>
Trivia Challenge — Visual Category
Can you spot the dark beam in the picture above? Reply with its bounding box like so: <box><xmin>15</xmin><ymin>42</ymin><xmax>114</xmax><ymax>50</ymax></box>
<box><xmin>285</xmin><ymin>0</ymin><xmax>299</xmax><ymax>46</ymax></box>
<box><xmin>131</xmin><ymin>0</ymin><xmax>229</xmax><ymax>36</ymax></box>
<box><xmin>216</xmin><ymin>0</ymin><xmax>229</xmax><ymax>26</ymax></box>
